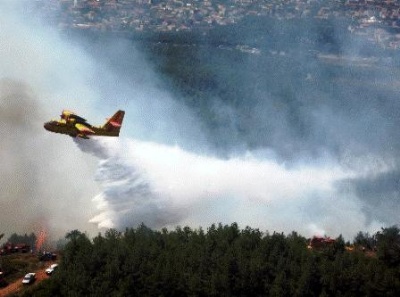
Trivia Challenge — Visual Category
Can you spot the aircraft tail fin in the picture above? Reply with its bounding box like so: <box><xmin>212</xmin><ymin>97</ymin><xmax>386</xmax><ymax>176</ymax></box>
<box><xmin>102</xmin><ymin>110</ymin><xmax>125</xmax><ymax>136</ymax></box>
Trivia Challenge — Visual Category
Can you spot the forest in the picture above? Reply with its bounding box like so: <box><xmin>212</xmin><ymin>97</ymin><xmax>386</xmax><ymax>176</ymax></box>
<box><xmin>19</xmin><ymin>224</ymin><xmax>400</xmax><ymax>296</ymax></box>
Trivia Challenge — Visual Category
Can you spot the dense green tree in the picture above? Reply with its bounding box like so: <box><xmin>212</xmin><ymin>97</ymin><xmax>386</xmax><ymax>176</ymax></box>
<box><xmin>6</xmin><ymin>233</ymin><xmax>36</xmax><ymax>246</ymax></box>
<box><xmin>354</xmin><ymin>231</ymin><xmax>376</xmax><ymax>250</ymax></box>
<box><xmin>376</xmin><ymin>226</ymin><xmax>400</xmax><ymax>267</ymax></box>
<box><xmin>26</xmin><ymin>224</ymin><xmax>400</xmax><ymax>296</ymax></box>
<box><xmin>59</xmin><ymin>230</ymin><xmax>93</xmax><ymax>296</ymax></box>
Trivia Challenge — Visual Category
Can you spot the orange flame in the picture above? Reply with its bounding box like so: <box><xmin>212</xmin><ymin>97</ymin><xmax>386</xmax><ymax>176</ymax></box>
<box><xmin>35</xmin><ymin>230</ymin><xmax>46</xmax><ymax>252</ymax></box>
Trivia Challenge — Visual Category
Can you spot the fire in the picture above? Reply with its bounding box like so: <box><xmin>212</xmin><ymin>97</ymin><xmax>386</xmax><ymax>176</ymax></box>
<box><xmin>35</xmin><ymin>230</ymin><xmax>46</xmax><ymax>252</ymax></box>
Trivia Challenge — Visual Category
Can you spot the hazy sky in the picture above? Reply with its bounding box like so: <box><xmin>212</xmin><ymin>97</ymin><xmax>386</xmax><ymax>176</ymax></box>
<box><xmin>1</xmin><ymin>2</ymin><xmax>399</xmax><ymax>242</ymax></box>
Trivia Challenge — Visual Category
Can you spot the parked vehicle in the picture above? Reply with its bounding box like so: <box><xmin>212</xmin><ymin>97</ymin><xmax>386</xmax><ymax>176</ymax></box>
<box><xmin>38</xmin><ymin>252</ymin><xmax>57</xmax><ymax>261</ymax></box>
<box><xmin>22</xmin><ymin>273</ymin><xmax>36</xmax><ymax>284</ymax></box>
<box><xmin>45</xmin><ymin>263</ymin><xmax>58</xmax><ymax>275</ymax></box>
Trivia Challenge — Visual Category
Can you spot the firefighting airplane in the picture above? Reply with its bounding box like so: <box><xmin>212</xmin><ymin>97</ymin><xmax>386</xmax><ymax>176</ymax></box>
<box><xmin>44</xmin><ymin>109</ymin><xmax>125</xmax><ymax>139</ymax></box>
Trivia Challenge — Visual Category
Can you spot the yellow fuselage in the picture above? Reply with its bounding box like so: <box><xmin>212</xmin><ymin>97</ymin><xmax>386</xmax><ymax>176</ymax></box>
<box><xmin>43</xmin><ymin>120</ymin><xmax>119</xmax><ymax>138</ymax></box>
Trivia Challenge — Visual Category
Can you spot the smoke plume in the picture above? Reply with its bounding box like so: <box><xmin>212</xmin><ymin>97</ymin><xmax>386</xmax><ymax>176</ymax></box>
<box><xmin>0</xmin><ymin>3</ymin><xmax>100</xmax><ymax>239</ymax></box>
<box><xmin>2</xmin><ymin>2</ymin><xmax>399</xmax><ymax>241</ymax></box>
<box><xmin>74</xmin><ymin>137</ymin><xmax>385</xmax><ymax>239</ymax></box>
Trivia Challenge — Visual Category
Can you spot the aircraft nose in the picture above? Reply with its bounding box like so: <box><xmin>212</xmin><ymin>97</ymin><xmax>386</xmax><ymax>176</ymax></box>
<box><xmin>44</xmin><ymin>122</ymin><xmax>51</xmax><ymax>131</ymax></box>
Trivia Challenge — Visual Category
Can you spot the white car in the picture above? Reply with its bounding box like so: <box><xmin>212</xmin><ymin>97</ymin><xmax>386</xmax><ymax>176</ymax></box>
<box><xmin>45</xmin><ymin>264</ymin><xmax>58</xmax><ymax>275</ymax></box>
<box><xmin>22</xmin><ymin>273</ymin><xmax>36</xmax><ymax>284</ymax></box>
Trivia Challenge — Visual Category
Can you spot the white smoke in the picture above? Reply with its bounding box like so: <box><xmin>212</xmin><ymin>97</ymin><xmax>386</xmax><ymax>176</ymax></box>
<box><xmin>0</xmin><ymin>2</ymin><xmax>102</xmax><ymax>238</ymax></box>
<box><xmin>1</xmin><ymin>2</ymin><xmax>393</xmax><ymax>242</ymax></box>
<box><xmin>75</xmin><ymin>137</ymin><xmax>384</xmax><ymax>239</ymax></box>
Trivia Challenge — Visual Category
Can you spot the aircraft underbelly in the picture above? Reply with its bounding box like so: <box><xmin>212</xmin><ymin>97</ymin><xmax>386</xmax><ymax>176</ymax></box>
<box><xmin>52</xmin><ymin>126</ymin><xmax>77</xmax><ymax>136</ymax></box>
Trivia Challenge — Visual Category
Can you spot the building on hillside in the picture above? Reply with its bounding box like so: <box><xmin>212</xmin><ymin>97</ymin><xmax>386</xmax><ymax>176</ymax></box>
<box><xmin>307</xmin><ymin>236</ymin><xmax>335</xmax><ymax>250</ymax></box>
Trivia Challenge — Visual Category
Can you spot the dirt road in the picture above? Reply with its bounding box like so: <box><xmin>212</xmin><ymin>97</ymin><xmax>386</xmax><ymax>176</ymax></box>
<box><xmin>0</xmin><ymin>264</ymin><xmax>54</xmax><ymax>297</ymax></box>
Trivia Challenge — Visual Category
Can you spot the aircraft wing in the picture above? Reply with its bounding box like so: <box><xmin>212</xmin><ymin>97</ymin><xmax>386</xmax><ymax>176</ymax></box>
<box><xmin>75</xmin><ymin>123</ymin><xmax>95</xmax><ymax>135</ymax></box>
<box><xmin>61</xmin><ymin>110</ymin><xmax>75</xmax><ymax>119</ymax></box>
<box><xmin>70</xmin><ymin>114</ymin><xmax>87</xmax><ymax>123</ymax></box>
